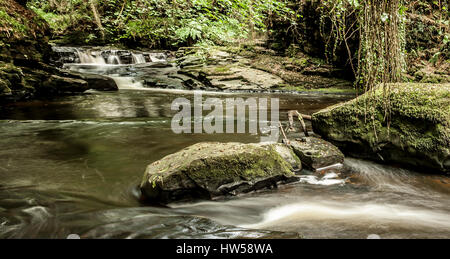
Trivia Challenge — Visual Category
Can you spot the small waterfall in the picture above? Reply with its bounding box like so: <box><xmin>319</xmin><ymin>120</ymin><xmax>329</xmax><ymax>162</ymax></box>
<box><xmin>75</xmin><ymin>49</ymin><xmax>106</xmax><ymax>64</ymax></box>
<box><xmin>107</xmin><ymin>55</ymin><xmax>121</xmax><ymax>65</ymax></box>
<box><xmin>51</xmin><ymin>46</ymin><xmax>168</xmax><ymax>91</ymax></box>
<box><xmin>52</xmin><ymin>46</ymin><xmax>167</xmax><ymax>66</ymax></box>
<box><xmin>132</xmin><ymin>53</ymin><xmax>146</xmax><ymax>64</ymax></box>
<box><xmin>107</xmin><ymin>50</ymin><xmax>122</xmax><ymax>65</ymax></box>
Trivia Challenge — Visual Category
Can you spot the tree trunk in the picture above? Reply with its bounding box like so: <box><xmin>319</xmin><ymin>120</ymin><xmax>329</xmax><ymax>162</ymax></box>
<box><xmin>89</xmin><ymin>0</ymin><xmax>105</xmax><ymax>39</ymax></box>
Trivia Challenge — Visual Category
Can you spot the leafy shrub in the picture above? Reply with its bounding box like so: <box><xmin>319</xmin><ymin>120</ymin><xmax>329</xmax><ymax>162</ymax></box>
<box><xmin>28</xmin><ymin>0</ymin><xmax>295</xmax><ymax>48</ymax></box>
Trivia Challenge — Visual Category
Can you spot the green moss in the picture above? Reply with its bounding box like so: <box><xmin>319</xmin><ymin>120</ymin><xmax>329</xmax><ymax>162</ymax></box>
<box><xmin>270</xmin><ymin>42</ymin><xmax>283</xmax><ymax>51</ymax></box>
<box><xmin>291</xmin><ymin>57</ymin><xmax>309</xmax><ymax>68</ymax></box>
<box><xmin>214</xmin><ymin>65</ymin><xmax>232</xmax><ymax>74</ymax></box>
<box><xmin>286</xmin><ymin>44</ymin><xmax>301</xmax><ymax>57</ymax></box>
<box><xmin>274</xmin><ymin>85</ymin><xmax>357</xmax><ymax>94</ymax></box>
<box><xmin>187</xmin><ymin>148</ymin><xmax>293</xmax><ymax>181</ymax></box>
<box><xmin>312</xmin><ymin>83</ymin><xmax>450</xmax><ymax>172</ymax></box>
<box><xmin>142</xmin><ymin>142</ymin><xmax>295</xmax><ymax>189</ymax></box>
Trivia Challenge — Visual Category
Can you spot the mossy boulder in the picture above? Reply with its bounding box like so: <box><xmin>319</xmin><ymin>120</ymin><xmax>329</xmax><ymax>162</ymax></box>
<box><xmin>312</xmin><ymin>83</ymin><xmax>450</xmax><ymax>173</ymax></box>
<box><xmin>140</xmin><ymin>142</ymin><xmax>300</xmax><ymax>204</ymax></box>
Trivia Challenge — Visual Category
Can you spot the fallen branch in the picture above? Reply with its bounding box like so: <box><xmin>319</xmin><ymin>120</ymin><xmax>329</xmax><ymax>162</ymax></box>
<box><xmin>301</xmin><ymin>114</ymin><xmax>312</xmax><ymax>121</ymax></box>
<box><xmin>288</xmin><ymin>110</ymin><xmax>310</xmax><ymax>137</ymax></box>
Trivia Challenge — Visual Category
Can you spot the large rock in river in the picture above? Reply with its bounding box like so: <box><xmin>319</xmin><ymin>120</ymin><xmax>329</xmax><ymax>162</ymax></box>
<box><xmin>312</xmin><ymin>83</ymin><xmax>450</xmax><ymax>173</ymax></box>
<box><xmin>140</xmin><ymin>142</ymin><xmax>300</xmax><ymax>204</ymax></box>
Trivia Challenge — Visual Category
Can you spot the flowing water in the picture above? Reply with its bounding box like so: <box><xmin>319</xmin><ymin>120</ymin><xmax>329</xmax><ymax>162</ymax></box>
<box><xmin>132</xmin><ymin>54</ymin><xmax>146</xmax><ymax>64</ymax></box>
<box><xmin>0</xmin><ymin>49</ymin><xmax>449</xmax><ymax>239</ymax></box>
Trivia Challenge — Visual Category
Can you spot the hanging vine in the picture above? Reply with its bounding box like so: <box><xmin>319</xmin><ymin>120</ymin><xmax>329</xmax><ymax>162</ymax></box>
<box><xmin>357</xmin><ymin>0</ymin><xmax>406</xmax><ymax>90</ymax></box>
<box><xmin>319</xmin><ymin>0</ymin><xmax>406</xmax><ymax>90</ymax></box>
<box><xmin>319</xmin><ymin>0</ymin><xmax>360</xmax><ymax>76</ymax></box>
<box><xmin>319</xmin><ymin>0</ymin><xmax>406</xmax><ymax>140</ymax></box>
<box><xmin>357</xmin><ymin>0</ymin><xmax>406</xmax><ymax>132</ymax></box>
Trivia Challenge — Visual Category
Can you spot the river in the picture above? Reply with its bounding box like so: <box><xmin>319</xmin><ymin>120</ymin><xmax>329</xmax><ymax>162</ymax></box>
<box><xmin>0</xmin><ymin>48</ymin><xmax>449</xmax><ymax>239</ymax></box>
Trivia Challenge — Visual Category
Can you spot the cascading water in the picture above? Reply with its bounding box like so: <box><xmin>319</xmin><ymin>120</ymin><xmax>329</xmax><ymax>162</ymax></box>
<box><xmin>76</xmin><ymin>49</ymin><xmax>106</xmax><ymax>64</ymax></box>
<box><xmin>107</xmin><ymin>50</ymin><xmax>122</xmax><ymax>65</ymax></box>
<box><xmin>52</xmin><ymin>46</ymin><xmax>167</xmax><ymax>66</ymax></box>
<box><xmin>52</xmin><ymin>46</ymin><xmax>169</xmax><ymax>90</ymax></box>
<box><xmin>132</xmin><ymin>53</ymin><xmax>146</xmax><ymax>64</ymax></box>
<box><xmin>170</xmin><ymin>158</ymin><xmax>450</xmax><ymax>239</ymax></box>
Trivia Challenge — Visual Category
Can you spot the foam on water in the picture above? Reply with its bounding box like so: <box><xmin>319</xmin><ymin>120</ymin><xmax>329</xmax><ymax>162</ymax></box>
<box><xmin>242</xmin><ymin>201</ymin><xmax>450</xmax><ymax>230</ymax></box>
<box><xmin>110</xmin><ymin>77</ymin><xmax>144</xmax><ymax>89</ymax></box>
<box><xmin>23</xmin><ymin>206</ymin><xmax>51</xmax><ymax>222</ymax></box>
<box><xmin>297</xmin><ymin>172</ymin><xmax>346</xmax><ymax>186</ymax></box>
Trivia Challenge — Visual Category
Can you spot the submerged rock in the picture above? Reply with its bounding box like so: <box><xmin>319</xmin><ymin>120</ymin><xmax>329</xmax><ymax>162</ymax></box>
<box><xmin>290</xmin><ymin>137</ymin><xmax>345</xmax><ymax>170</ymax></box>
<box><xmin>140</xmin><ymin>142</ymin><xmax>300</xmax><ymax>204</ymax></box>
<box><xmin>312</xmin><ymin>83</ymin><xmax>450</xmax><ymax>173</ymax></box>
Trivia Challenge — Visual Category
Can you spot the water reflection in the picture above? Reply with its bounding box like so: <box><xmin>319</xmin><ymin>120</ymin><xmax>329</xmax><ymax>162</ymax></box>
<box><xmin>0</xmin><ymin>91</ymin><xmax>351</xmax><ymax>120</ymax></box>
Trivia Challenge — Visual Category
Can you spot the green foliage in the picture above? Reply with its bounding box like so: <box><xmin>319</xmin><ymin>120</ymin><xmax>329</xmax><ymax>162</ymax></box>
<box><xmin>0</xmin><ymin>9</ymin><xmax>28</xmax><ymax>37</ymax></box>
<box><xmin>28</xmin><ymin>0</ymin><xmax>295</xmax><ymax>47</ymax></box>
<box><xmin>30</xmin><ymin>8</ymin><xmax>71</xmax><ymax>34</ymax></box>
<box><xmin>444</xmin><ymin>34</ymin><xmax>450</xmax><ymax>45</ymax></box>
<box><xmin>319</xmin><ymin>0</ymin><xmax>406</xmax><ymax>90</ymax></box>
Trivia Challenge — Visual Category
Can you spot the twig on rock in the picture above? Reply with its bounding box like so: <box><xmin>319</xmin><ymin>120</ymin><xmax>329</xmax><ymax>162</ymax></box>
<box><xmin>279</xmin><ymin>122</ymin><xmax>290</xmax><ymax>145</ymax></box>
<box><xmin>288</xmin><ymin>110</ymin><xmax>310</xmax><ymax>137</ymax></box>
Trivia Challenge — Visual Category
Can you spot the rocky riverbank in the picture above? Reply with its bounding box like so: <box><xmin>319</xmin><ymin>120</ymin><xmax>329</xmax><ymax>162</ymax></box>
<box><xmin>0</xmin><ymin>0</ymin><xmax>357</xmax><ymax>100</ymax></box>
<box><xmin>96</xmin><ymin>43</ymin><xmax>353</xmax><ymax>94</ymax></box>
<box><xmin>49</xmin><ymin>43</ymin><xmax>355</xmax><ymax>94</ymax></box>
<box><xmin>171</xmin><ymin>43</ymin><xmax>353</xmax><ymax>93</ymax></box>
